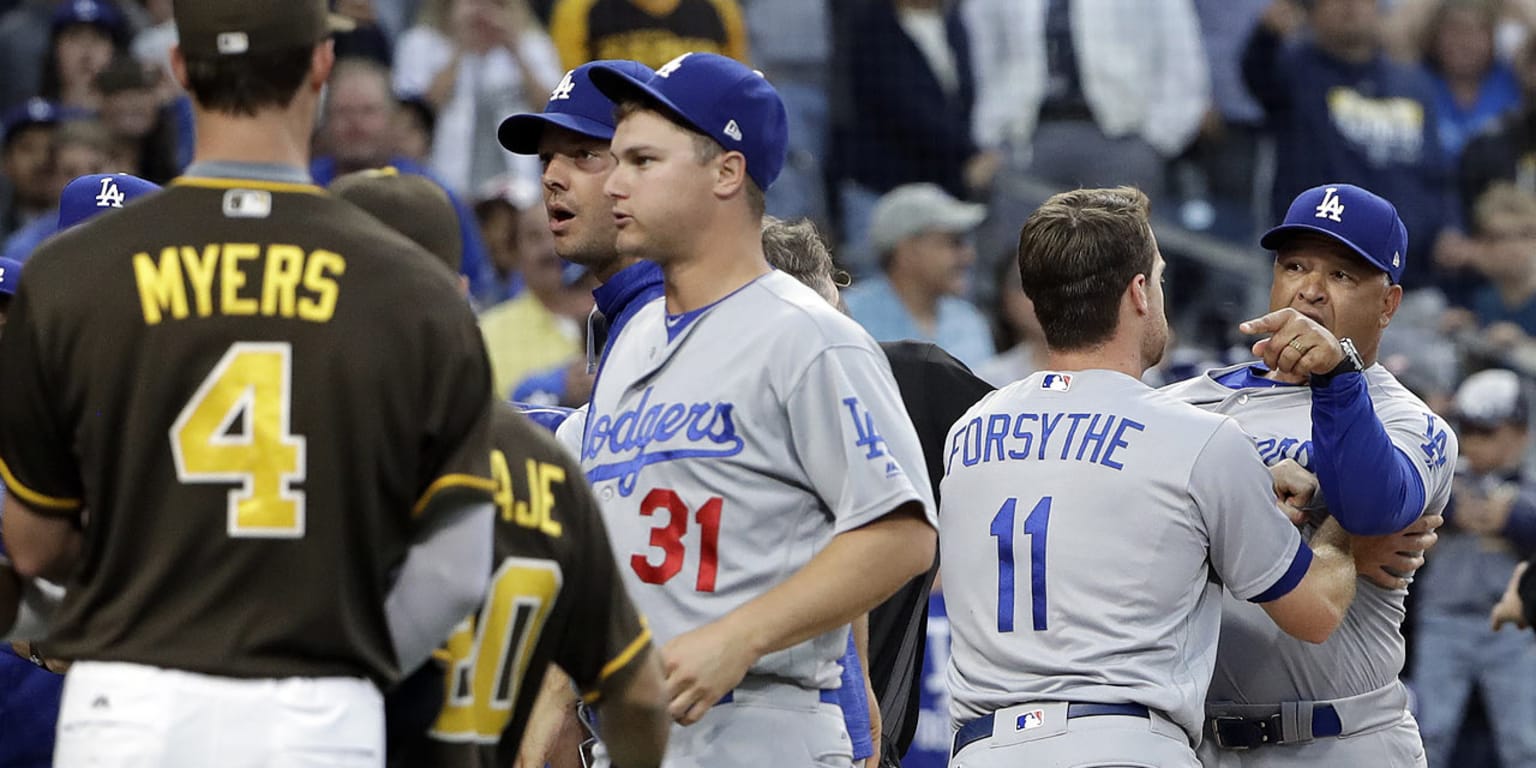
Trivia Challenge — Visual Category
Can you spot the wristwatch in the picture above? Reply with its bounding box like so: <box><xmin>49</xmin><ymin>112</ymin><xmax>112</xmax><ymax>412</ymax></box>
<box><xmin>1312</xmin><ymin>337</ymin><xmax>1363</xmax><ymax>385</ymax></box>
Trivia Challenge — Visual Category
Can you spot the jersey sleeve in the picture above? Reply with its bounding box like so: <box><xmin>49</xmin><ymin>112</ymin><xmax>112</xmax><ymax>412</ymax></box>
<box><xmin>0</xmin><ymin>286</ymin><xmax>83</xmax><ymax>517</ymax></box>
<box><xmin>552</xmin><ymin>453</ymin><xmax>652</xmax><ymax>703</ymax></box>
<box><xmin>1380</xmin><ymin>398</ymin><xmax>1458</xmax><ymax>522</ymax></box>
<box><xmin>783</xmin><ymin>344</ymin><xmax>935</xmax><ymax>534</ymax></box>
<box><xmin>412</xmin><ymin>304</ymin><xmax>497</xmax><ymax>521</ymax></box>
<box><xmin>1191</xmin><ymin>418</ymin><xmax>1307</xmax><ymax>602</ymax></box>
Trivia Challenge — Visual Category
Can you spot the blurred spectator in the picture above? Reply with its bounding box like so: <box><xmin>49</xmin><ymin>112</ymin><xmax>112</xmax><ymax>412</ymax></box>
<box><xmin>392</xmin><ymin>96</ymin><xmax>436</xmax><ymax>163</ymax></box>
<box><xmin>312</xmin><ymin>58</ymin><xmax>495</xmax><ymax>301</ymax></box>
<box><xmin>0</xmin><ymin>100</ymin><xmax>63</xmax><ymax>240</ymax></box>
<box><xmin>838</xmin><ymin>0</ymin><xmax>986</xmax><ymax>277</ymax></box>
<box><xmin>1391</xmin><ymin>0</ymin><xmax>1520</xmax><ymax>161</ymax></box>
<box><xmin>1</xmin><ymin>120</ymin><xmax>118</xmax><ymax>262</ymax></box>
<box><xmin>332</xmin><ymin>0</ymin><xmax>396</xmax><ymax>65</ymax></box>
<box><xmin>473</xmin><ymin>174</ymin><xmax>536</xmax><ymax>304</ymax></box>
<box><xmin>129</xmin><ymin>0</ymin><xmax>173</xmax><ymax>81</ymax></box>
<box><xmin>0</xmin><ymin>0</ymin><xmax>59</xmax><ymax>110</ymax></box>
<box><xmin>1468</xmin><ymin>183</ymin><xmax>1536</xmax><ymax>334</ymax></box>
<box><xmin>393</xmin><ymin>0</ymin><xmax>560</xmax><ymax>195</ymax></box>
<box><xmin>1460</xmin><ymin>35</ymin><xmax>1536</xmax><ymax>230</ymax></box>
<box><xmin>547</xmin><ymin>0</ymin><xmax>748</xmax><ymax>71</ymax></box>
<box><xmin>743</xmin><ymin>0</ymin><xmax>830</xmax><ymax>225</ymax></box>
<box><xmin>1412</xmin><ymin>368</ymin><xmax>1536</xmax><ymax>768</ymax></box>
<box><xmin>842</xmin><ymin>184</ymin><xmax>995</xmax><ymax>368</ymax></box>
<box><xmin>41</xmin><ymin>0</ymin><xmax>128</xmax><ymax>112</ymax></box>
<box><xmin>1245</xmin><ymin>0</ymin><xmax>1457</xmax><ymax>292</ymax></box>
<box><xmin>477</xmin><ymin>178</ymin><xmax>591</xmax><ymax>399</ymax></box>
<box><xmin>964</xmin><ymin>0</ymin><xmax>1208</xmax><ymax>200</ymax></box>
<box><xmin>371</xmin><ymin>0</ymin><xmax>425</xmax><ymax>41</ymax></box>
<box><xmin>975</xmin><ymin>254</ymin><xmax>1044</xmax><ymax>387</ymax></box>
<box><xmin>94</xmin><ymin>56</ymin><xmax>179</xmax><ymax>182</ymax></box>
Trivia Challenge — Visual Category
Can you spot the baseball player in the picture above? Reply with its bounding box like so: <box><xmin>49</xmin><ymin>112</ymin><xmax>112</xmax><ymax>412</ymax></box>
<box><xmin>942</xmin><ymin>187</ymin><xmax>1358</xmax><ymax>768</ymax></box>
<box><xmin>329</xmin><ymin>168</ymin><xmax>670</xmax><ymax>768</ymax></box>
<box><xmin>500</xmin><ymin>64</ymin><xmax>887</xmax><ymax>768</ymax></box>
<box><xmin>0</xmin><ymin>2</ymin><xmax>499</xmax><ymax>765</ymax></box>
<box><xmin>576</xmin><ymin>52</ymin><xmax>938</xmax><ymax>767</ymax></box>
<box><xmin>1161</xmin><ymin>183</ymin><xmax>1458</xmax><ymax>766</ymax></box>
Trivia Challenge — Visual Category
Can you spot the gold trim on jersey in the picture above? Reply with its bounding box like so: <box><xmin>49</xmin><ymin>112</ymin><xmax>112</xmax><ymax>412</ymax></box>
<box><xmin>0</xmin><ymin>457</ymin><xmax>82</xmax><ymax>512</ymax></box>
<box><xmin>582</xmin><ymin>618</ymin><xmax>654</xmax><ymax>704</ymax></box>
<box><xmin>171</xmin><ymin>177</ymin><xmax>326</xmax><ymax>195</ymax></box>
<box><xmin>412</xmin><ymin>473</ymin><xmax>498</xmax><ymax>518</ymax></box>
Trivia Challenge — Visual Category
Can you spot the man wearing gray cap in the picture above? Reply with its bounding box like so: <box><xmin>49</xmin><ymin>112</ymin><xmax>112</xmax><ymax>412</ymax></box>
<box><xmin>843</xmin><ymin>183</ymin><xmax>995</xmax><ymax>368</ymax></box>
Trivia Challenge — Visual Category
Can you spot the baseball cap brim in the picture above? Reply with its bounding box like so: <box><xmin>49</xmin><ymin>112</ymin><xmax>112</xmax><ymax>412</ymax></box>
<box><xmin>1259</xmin><ymin>223</ymin><xmax>1391</xmax><ymax>278</ymax></box>
<box><xmin>587</xmin><ymin>65</ymin><xmax>710</xmax><ymax>142</ymax></box>
<box><xmin>498</xmin><ymin>112</ymin><xmax>615</xmax><ymax>154</ymax></box>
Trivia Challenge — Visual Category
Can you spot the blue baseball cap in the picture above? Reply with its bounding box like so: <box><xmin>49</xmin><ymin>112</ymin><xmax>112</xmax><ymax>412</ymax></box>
<box><xmin>588</xmin><ymin>52</ymin><xmax>789</xmax><ymax>190</ymax></box>
<box><xmin>1259</xmin><ymin>183</ymin><xmax>1408</xmax><ymax>284</ymax></box>
<box><xmin>2</xmin><ymin>99</ymin><xmax>62</xmax><ymax>147</ymax></box>
<box><xmin>0</xmin><ymin>257</ymin><xmax>22</xmax><ymax>298</ymax></box>
<box><xmin>499</xmin><ymin>60</ymin><xmax>656</xmax><ymax>154</ymax></box>
<box><xmin>51</xmin><ymin>0</ymin><xmax>125</xmax><ymax>37</ymax></box>
<box><xmin>58</xmin><ymin>173</ymin><xmax>161</xmax><ymax>230</ymax></box>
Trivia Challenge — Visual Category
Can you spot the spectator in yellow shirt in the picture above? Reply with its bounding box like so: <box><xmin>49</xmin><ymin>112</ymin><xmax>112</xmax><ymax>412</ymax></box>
<box><xmin>548</xmin><ymin>0</ymin><xmax>748</xmax><ymax>70</ymax></box>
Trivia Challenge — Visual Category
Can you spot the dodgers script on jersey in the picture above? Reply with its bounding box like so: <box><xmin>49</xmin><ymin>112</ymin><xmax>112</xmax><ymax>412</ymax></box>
<box><xmin>1160</xmin><ymin>364</ymin><xmax>1457</xmax><ymax>703</ymax></box>
<box><xmin>581</xmin><ymin>270</ymin><xmax>936</xmax><ymax>689</ymax></box>
<box><xmin>940</xmin><ymin>370</ymin><xmax>1306</xmax><ymax>745</ymax></box>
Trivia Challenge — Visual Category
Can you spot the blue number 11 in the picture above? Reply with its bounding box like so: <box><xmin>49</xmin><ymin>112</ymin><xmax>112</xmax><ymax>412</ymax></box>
<box><xmin>990</xmin><ymin>496</ymin><xmax>1051</xmax><ymax>632</ymax></box>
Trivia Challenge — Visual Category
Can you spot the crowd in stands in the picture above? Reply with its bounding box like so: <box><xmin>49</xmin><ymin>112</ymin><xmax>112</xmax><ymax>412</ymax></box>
<box><xmin>4</xmin><ymin>0</ymin><xmax>1536</xmax><ymax>765</ymax></box>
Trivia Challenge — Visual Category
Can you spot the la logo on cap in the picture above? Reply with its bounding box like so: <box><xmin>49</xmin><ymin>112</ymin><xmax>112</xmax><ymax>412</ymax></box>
<box><xmin>1314</xmin><ymin>187</ymin><xmax>1345</xmax><ymax>222</ymax></box>
<box><xmin>550</xmin><ymin>71</ymin><xmax>576</xmax><ymax>101</ymax></box>
<box><xmin>94</xmin><ymin>177</ymin><xmax>125</xmax><ymax>208</ymax></box>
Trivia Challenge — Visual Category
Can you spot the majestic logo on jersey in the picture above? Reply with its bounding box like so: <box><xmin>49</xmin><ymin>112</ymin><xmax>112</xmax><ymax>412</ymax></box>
<box><xmin>550</xmin><ymin>71</ymin><xmax>577</xmax><ymax>101</ymax></box>
<box><xmin>1314</xmin><ymin>186</ymin><xmax>1345</xmax><ymax>222</ymax></box>
<box><xmin>1041</xmin><ymin>373</ymin><xmax>1072</xmax><ymax>392</ymax></box>
<box><xmin>584</xmin><ymin>386</ymin><xmax>744</xmax><ymax>496</ymax></box>
<box><xmin>1016</xmin><ymin>709</ymin><xmax>1046</xmax><ymax>731</ymax></box>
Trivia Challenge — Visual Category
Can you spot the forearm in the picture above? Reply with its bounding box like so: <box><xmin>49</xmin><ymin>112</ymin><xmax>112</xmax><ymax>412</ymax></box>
<box><xmin>597</xmin><ymin>647</ymin><xmax>668</xmax><ymax>768</ymax></box>
<box><xmin>1311</xmin><ymin>373</ymin><xmax>1426</xmax><ymax>535</ymax></box>
<box><xmin>1308</xmin><ymin>518</ymin><xmax>1358</xmax><ymax>620</ymax></box>
<box><xmin>385</xmin><ymin>500</ymin><xmax>494</xmax><ymax>675</ymax></box>
<box><xmin>719</xmin><ymin>507</ymin><xmax>933</xmax><ymax>660</ymax></box>
<box><xmin>424</xmin><ymin>53</ymin><xmax>463</xmax><ymax>110</ymax></box>
<box><xmin>1</xmin><ymin>496</ymin><xmax>81</xmax><ymax>582</ymax></box>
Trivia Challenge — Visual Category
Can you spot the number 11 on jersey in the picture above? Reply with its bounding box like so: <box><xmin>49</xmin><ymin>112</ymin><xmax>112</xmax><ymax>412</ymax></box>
<box><xmin>991</xmin><ymin>496</ymin><xmax>1051</xmax><ymax>632</ymax></box>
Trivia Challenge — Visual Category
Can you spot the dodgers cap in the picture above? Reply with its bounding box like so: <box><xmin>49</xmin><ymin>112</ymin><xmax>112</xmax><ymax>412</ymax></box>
<box><xmin>51</xmin><ymin>0</ymin><xmax>126</xmax><ymax>37</ymax></box>
<box><xmin>57</xmin><ymin>173</ymin><xmax>161</xmax><ymax>230</ymax></box>
<box><xmin>0</xmin><ymin>257</ymin><xmax>22</xmax><ymax>298</ymax></box>
<box><xmin>173</xmin><ymin>0</ymin><xmax>355</xmax><ymax>58</ymax></box>
<box><xmin>588</xmin><ymin>52</ymin><xmax>789</xmax><ymax>190</ymax></box>
<box><xmin>499</xmin><ymin>60</ymin><xmax>656</xmax><ymax>154</ymax></box>
<box><xmin>1260</xmin><ymin>183</ymin><xmax>1408</xmax><ymax>284</ymax></box>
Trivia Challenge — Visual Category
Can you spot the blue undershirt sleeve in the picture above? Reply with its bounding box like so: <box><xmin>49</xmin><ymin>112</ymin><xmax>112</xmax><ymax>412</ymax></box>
<box><xmin>1310</xmin><ymin>372</ymin><xmax>1427</xmax><ymax>535</ymax></box>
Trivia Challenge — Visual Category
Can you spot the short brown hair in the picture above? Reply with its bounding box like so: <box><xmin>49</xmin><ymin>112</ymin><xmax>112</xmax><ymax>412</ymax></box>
<box><xmin>761</xmin><ymin>216</ymin><xmax>844</xmax><ymax>304</ymax></box>
<box><xmin>1016</xmin><ymin>186</ymin><xmax>1156</xmax><ymax>351</ymax></box>
<box><xmin>183</xmin><ymin>45</ymin><xmax>316</xmax><ymax>117</ymax></box>
<box><xmin>614</xmin><ymin>99</ymin><xmax>766</xmax><ymax>217</ymax></box>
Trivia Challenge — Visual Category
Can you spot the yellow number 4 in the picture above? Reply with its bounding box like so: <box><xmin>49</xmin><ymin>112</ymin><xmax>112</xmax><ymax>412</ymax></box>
<box><xmin>171</xmin><ymin>342</ymin><xmax>306</xmax><ymax>538</ymax></box>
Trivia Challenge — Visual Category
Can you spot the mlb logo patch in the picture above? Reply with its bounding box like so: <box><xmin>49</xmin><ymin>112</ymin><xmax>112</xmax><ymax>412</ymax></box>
<box><xmin>1016</xmin><ymin>709</ymin><xmax>1046</xmax><ymax>731</ymax></box>
<box><xmin>1041</xmin><ymin>373</ymin><xmax>1072</xmax><ymax>392</ymax></box>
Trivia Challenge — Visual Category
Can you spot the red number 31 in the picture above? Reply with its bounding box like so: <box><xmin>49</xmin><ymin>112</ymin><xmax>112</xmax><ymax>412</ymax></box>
<box><xmin>631</xmin><ymin>489</ymin><xmax>723</xmax><ymax>592</ymax></box>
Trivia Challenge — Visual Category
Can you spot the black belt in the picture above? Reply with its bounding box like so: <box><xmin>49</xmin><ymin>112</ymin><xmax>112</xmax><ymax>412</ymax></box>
<box><xmin>952</xmin><ymin>702</ymin><xmax>1150</xmax><ymax>757</ymax></box>
<box><xmin>716</xmin><ymin>689</ymin><xmax>839</xmax><ymax>706</ymax></box>
<box><xmin>1208</xmin><ymin>705</ymin><xmax>1342</xmax><ymax>750</ymax></box>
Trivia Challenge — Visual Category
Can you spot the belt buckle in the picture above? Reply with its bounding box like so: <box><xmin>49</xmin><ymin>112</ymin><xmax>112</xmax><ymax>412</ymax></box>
<box><xmin>1211</xmin><ymin>715</ymin><xmax>1267</xmax><ymax>751</ymax></box>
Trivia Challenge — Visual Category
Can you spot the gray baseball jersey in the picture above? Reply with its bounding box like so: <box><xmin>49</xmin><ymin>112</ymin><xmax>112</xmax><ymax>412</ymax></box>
<box><xmin>940</xmin><ymin>369</ymin><xmax>1307</xmax><ymax>745</ymax></box>
<box><xmin>580</xmin><ymin>270</ymin><xmax>936</xmax><ymax>689</ymax></box>
<box><xmin>1160</xmin><ymin>363</ymin><xmax>1457</xmax><ymax>704</ymax></box>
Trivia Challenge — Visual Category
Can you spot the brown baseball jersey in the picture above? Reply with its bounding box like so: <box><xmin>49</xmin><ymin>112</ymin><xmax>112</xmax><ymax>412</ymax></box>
<box><xmin>424</xmin><ymin>403</ymin><xmax>651</xmax><ymax>767</ymax></box>
<box><xmin>0</xmin><ymin>176</ymin><xmax>496</xmax><ymax>686</ymax></box>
